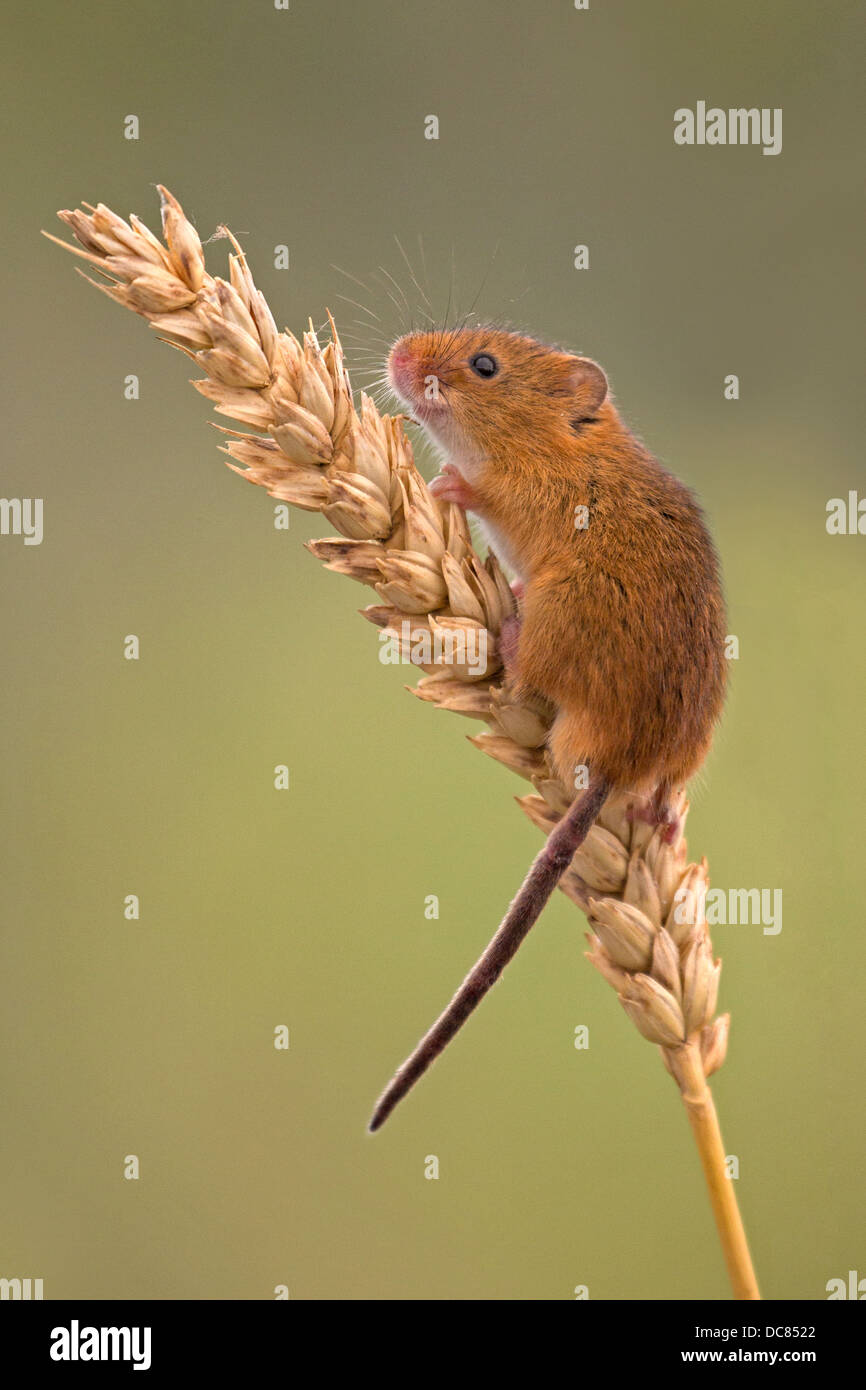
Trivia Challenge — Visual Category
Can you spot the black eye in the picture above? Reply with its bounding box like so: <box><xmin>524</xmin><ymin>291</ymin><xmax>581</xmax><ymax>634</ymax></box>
<box><xmin>469</xmin><ymin>352</ymin><xmax>499</xmax><ymax>379</ymax></box>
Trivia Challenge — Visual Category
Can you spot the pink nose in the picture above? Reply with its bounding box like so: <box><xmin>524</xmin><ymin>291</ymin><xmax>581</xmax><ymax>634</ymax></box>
<box><xmin>388</xmin><ymin>348</ymin><xmax>417</xmax><ymax>398</ymax></box>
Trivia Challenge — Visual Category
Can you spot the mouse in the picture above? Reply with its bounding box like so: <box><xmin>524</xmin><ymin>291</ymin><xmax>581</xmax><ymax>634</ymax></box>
<box><xmin>369</xmin><ymin>325</ymin><xmax>727</xmax><ymax>1131</ymax></box>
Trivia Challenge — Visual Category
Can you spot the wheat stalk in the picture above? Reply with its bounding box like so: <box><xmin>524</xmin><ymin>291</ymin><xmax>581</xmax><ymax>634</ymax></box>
<box><xmin>45</xmin><ymin>187</ymin><xmax>760</xmax><ymax>1300</ymax></box>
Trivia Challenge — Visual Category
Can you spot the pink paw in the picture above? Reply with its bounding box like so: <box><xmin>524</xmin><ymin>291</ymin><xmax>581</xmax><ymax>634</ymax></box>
<box><xmin>429</xmin><ymin>463</ymin><xmax>478</xmax><ymax>511</ymax></box>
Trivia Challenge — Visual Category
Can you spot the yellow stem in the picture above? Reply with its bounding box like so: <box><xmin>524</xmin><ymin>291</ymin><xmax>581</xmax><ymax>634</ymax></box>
<box><xmin>669</xmin><ymin>1042</ymin><xmax>761</xmax><ymax>1300</ymax></box>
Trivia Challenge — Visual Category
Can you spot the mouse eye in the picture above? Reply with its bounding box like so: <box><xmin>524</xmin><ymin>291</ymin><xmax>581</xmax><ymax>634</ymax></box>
<box><xmin>469</xmin><ymin>352</ymin><xmax>499</xmax><ymax>379</ymax></box>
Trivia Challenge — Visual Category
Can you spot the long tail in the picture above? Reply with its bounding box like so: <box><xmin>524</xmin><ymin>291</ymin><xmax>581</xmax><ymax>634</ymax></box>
<box><xmin>368</xmin><ymin>776</ymin><xmax>610</xmax><ymax>1131</ymax></box>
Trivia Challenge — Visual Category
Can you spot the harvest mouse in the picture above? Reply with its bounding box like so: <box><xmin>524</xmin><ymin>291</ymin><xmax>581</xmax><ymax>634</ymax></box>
<box><xmin>370</xmin><ymin>326</ymin><xmax>727</xmax><ymax>1131</ymax></box>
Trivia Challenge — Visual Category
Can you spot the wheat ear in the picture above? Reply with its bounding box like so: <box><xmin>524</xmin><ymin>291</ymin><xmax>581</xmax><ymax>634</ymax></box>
<box><xmin>45</xmin><ymin>188</ymin><xmax>760</xmax><ymax>1300</ymax></box>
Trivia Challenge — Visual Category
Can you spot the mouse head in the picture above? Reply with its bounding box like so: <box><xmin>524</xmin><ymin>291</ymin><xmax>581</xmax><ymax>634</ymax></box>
<box><xmin>387</xmin><ymin>327</ymin><xmax>608</xmax><ymax>456</ymax></box>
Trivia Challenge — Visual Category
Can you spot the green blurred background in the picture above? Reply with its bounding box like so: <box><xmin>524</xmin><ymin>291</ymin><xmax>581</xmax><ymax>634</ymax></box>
<box><xmin>1</xmin><ymin>0</ymin><xmax>864</xmax><ymax>1300</ymax></box>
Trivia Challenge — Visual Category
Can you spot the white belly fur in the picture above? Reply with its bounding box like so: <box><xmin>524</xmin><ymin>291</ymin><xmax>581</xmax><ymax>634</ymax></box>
<box><xmin>441</xmin><ymin>446</ymin><xmax>526</xmax><ymax>583</ymax></box>
<box><xmin>471</xmin><ymin>511</ymin><xmax>524</xmax><ymax>583</ymax></box>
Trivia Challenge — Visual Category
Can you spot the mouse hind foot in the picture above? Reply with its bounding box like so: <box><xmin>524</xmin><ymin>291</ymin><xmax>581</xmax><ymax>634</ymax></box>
<box><xmin>627</xmin><ymin>782</ymin><xmax>682</xmax><ymax>844</ymax></box>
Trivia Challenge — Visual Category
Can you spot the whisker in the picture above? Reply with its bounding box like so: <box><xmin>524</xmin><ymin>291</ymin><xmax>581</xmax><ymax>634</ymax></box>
<box><xmin>462</xmin><ymin>240</ymin><xmax>499</xmax><ymax>327</ymax></box>
<box><xmin>394</xmin><ymin>235</ymin><xmax>435</xmax><ymax>321</ymax></box>
<box><xmin>336</xmin><ymin>293</ymin><xmax>382</xmax><ymax>324</ymax></box>
<box><xmin>369</xmin><ymin>270</ymin><xmax>407</xmax><ymax>328</ymax></box>
<box><xmin>378</xmin><ymin>263</ymin><xmax>414</xmax><ymax>331</ymax></box>
<box><xmin>332</xmin><ymin>263</ymin><xmax>378</xmax><ymax>298</ymax></box>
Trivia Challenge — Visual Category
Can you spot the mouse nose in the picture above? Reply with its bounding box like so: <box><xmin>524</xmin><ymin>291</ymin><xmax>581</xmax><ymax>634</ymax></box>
<box><xmin>387</xmin><ymin>344</ymin><xmax>418</xmax><ymax>399</ymax></box>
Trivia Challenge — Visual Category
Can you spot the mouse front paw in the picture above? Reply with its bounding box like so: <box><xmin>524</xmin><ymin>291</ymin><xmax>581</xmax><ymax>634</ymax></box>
<box><xmin>429</xmin><ymin>463</ymin><xmax>479</xmax><ymax>511</ymax></box>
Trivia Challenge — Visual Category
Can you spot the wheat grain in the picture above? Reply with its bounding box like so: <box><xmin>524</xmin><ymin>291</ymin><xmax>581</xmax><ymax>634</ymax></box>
<box><xmin>45</xmin><ymin>188</ymin><xmax>759</xmax><ymax>1297</ymax></box>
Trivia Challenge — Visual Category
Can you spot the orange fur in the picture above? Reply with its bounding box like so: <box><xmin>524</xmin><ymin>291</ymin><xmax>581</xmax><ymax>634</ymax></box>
<box><xmin>389</xmin><ymin>327</ymin><xmax>727</xmax><ymax>795</ymax></box>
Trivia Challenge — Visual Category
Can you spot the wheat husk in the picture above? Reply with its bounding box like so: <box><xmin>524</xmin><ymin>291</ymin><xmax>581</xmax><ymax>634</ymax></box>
<box><xmin>46</xmin><ymin>189</ymin><xmax>759</xmax><ymax>1298</ymax></box>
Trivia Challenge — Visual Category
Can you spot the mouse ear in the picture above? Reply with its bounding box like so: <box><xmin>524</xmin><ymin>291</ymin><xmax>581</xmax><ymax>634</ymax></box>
<box><xmin>566</xmin><ymin>356</ymin><xmax>608</xmax><ymax>418</ymax></box>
